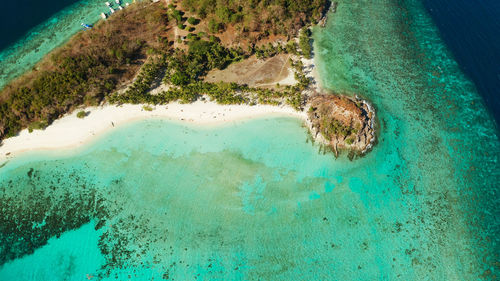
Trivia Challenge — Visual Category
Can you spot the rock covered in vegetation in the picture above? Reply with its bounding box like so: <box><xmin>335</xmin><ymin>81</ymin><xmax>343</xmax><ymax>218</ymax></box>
<box><xmin>307</xmin><ymin>94</ymin><xmax>376</xmax><ymax>156</ymax></box>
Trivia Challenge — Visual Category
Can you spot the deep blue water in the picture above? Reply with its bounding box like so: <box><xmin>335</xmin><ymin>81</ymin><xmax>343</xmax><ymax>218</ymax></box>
<box><xmin>0</xmin><ymin>0</ymin><xmax>79</xmax><ymax>51</ymax></box>
<box><xmin>423</xmin><ymin>0</ymin><xmax>500</xmax><ymax>126</ymax></box>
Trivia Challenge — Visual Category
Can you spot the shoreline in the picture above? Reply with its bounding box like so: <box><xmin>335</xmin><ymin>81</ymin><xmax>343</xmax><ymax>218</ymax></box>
<box><xmin>0</xmin><ymin>38</ymin><xmax>334</xmax><ymax>163</ymax></box>
<box><xmin>0</xmin><ymin>2</ymin><xmax>337</xmax><ymax>163</ymax></box>
<box><xmin>0</xmin><ymin>0</ymin><xmax>132</xmax><ymax>91</ymax></box>
<box><xmin>0</xmin><ymin>42</ymin><xmax>323</xmax><ymax>163</ymax></box>
<box><xmin>0</xmin><ymin>101</ymin><xmax>306</xmax><ymax>162</ymax></box>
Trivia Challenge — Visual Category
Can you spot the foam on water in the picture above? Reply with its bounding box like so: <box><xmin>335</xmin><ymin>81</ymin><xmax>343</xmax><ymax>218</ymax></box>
<box><xmin>0</xmin><ymin>0</ymin><xmax>499</xmax><ymax>280</ymax></box>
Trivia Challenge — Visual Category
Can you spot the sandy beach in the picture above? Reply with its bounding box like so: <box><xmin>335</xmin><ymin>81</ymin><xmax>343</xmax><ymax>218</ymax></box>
<box><xmin>0</xmin><ymin>44</ymin><xmax>321</xmax><ymax>163</ymax></box>
<box><xmin>0</xmin><ymin>54</ymin><xmax>321</xmax><ymax>163</ymax></box>
<box><xmin>0</xmin><ymin>101</ymin><xmax>306</xmax><ymax>161</ymax></box>
<box><xmin>301</xmin><ymin>56</ymin><xmax>322</xmax><ymax>94</ymax></box>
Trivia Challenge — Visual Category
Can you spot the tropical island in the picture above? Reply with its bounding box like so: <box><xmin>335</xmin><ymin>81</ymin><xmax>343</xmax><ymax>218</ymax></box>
<box><xmin>0</xmin><ymin>0</ymin><xmax>375</xmax><ymax>159</ymax></box>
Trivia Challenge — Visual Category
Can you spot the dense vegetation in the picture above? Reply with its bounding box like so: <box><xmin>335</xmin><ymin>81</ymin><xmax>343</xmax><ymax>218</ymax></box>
<box><xmin>109</xmin><ymin>39</ymin><xmax>310</xmax><ymax>109</ymax></box>
<box><xmin>165</xmin><ymin>39</ymin><xmax>247</xmax><ymax>85</ymax></box>
<box><xmin>180</xmin><ymin>0</ymin><xmax>328</xmax><ymax>38</ymax></box>
<box><xmin>0</xmin><ymin>2</ymin><xmax>168</xmax><ymax>139</ymax></box>
<box><xmin>299</xmin><ymin>29</ymin><xmax>313</xmax><ymax>59</ymax></box>
<box><xmin>0</xmin><ymin>0</ymin><xmax>324</xmax><ymax>142</ymax></box>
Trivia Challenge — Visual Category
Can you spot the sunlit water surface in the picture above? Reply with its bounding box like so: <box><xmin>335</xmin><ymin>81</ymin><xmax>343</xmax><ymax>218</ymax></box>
<box><xmin>1</xmin><ymin>0</ymin><xmax>499</xmax><ymax>280</ymax></box>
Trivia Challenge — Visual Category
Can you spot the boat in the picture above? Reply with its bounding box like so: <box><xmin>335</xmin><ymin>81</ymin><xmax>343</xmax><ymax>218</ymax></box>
<box><xmin>118</xmin><ymin>6</ymin><xmax>123</xmax><ymax>10</ymax></box>
<box><xmin>101</xmin><ymin>13</ymin><xmax>107</xmax><ymax>19</ymax></box>
<box><xmin>109</xmin><ymin>7</ymin><xmax>115</xmax><ymax>13</ymax></box>
<box><xmin>105</xmin><ymin>2</ymin><xmax>111</xmax><ymax>6</ymax></box>
<box><xmin>115</xmin><ymin>0</ymin><xmax>121</xmax><ymax>4</ymax></box>
<box><xmin>81</xmin><ymin>23</ymin><xmax>92</xmax><ymax>29</ymax></box>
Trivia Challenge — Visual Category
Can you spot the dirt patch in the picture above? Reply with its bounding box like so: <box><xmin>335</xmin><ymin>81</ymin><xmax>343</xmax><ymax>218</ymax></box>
<box><xmin>204</xmin><ymin>54</ymin><xmax>294</xmax><ymax>89</ymax></box>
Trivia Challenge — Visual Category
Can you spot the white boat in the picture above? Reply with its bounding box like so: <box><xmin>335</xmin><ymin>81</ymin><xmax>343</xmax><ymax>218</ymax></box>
<box><xmin>109</xmin><ymin>7</ymin><xmax>115</xmax><ymax>13</ymax></box>
<box><xmin>101</xmin><ymin>12</ymin><xmax>107</xmax><ymax>19</ymax></box>
<box><xmin>105</xmin><ymin>2</ymin><xmax>111</xmax><ymax>6</ymax></box>
<box><xmin>118</xmin><ymin>6</ymin><xmax>123</xmax><ymax>10</ymax></box>
<box><xmin>115</xmin><ymin>0</ymin><xmax>120</xmax><ymax>4</ymax></box>
<box><xmin>125</xmin><ymin>3</ymin><xmax>129</xmax><ymax>7</ymax></box>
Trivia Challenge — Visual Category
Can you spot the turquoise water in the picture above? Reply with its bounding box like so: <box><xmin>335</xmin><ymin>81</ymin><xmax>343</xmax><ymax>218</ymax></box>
<box><xmin>0</xmin><ymin>0</ymin><xmax>134</xmax><ymax>90</ymax></box>
<box><xmin>1</xmin><ymin>0</ymin><xmax>499</xmax><ymax>280</ymax></box>
<box><xmin>314</xmin><ymin>0</ymin><xmax>500</xmax><ymax>278</ymax></box>
<box><xmin>0</xmin><ymin>222</ymin><xmax>104</xmax><ymax>280</ymax></box>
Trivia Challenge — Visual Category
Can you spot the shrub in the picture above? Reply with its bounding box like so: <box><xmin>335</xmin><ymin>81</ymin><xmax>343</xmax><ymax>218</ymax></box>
<box><xmin>27</xmin><ymin>120</ymin><xmax>48</xmax><ymax>133</ymax></box>
<box><xmin>230</xmin><ymin>13</ymin><xmax>243</xmax><ymax>23</ymax></box>
<box><xmin>186</xmin><ymin>33</ymin><xmax>198</xmax><ymax>40</ymax></box>
<box><xmin>172</xmin><ymin>10</ymin><xmax>183</xmax><ymax>23</ymax></box>
<box><xmin>208</xmin><ymin>19</ymin><xmax>220</xmax><ymax>33</ymax></box>
<box><xmin>215</xmin><ymin>7</ymin><xmax>231</xmax><ymax>22</ymax></box>
<box><xmin>77</xmin><ymin>111</ymin><xmax>87</xmax><ymax>118</ymax></box>
<box><xmin>142</xmin><ymin>105</ymin><xmax>153</xmax><ymax>111</ymax></box>
<box><xmin>286</xmin><ymin>41</ymin><xmax>298</xmax><ymax>54</ymax></box>
<box><xmin>187</xmin><ymin>17</ymin><xmax>198</xmax><ymax>25</ymax></box>
<box><xmin>171</xmin><ymin>71</ymin><xmax>190</xmax><ymax>86</ymax></box>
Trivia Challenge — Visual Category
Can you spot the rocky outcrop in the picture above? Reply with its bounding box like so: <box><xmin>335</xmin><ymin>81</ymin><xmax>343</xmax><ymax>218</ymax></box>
<box><xmin>319</xmin><ymin>2</ymin><xmax>338</xmax><ymax>28</ymax></box>
<box><xmin>306</xmin><ymin>94</ymin><xmax>376</xmax><ymax>157</ymax></box>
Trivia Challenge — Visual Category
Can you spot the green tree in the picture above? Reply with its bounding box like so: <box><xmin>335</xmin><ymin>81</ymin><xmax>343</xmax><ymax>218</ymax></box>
<box><xmin>187</xmin><ymin>17</ymin><xmax>198</xmax><ymax>25</ymax></box>
<box><xmin>172</xmin><ymin>10</ymin><xmax>183</xmax><ymax>23</ymax></box>
<box><xmin>299</xmin><ymin>28</ymin><xmax>312</xmax><ymax>59</ymax></box>
<box><xmin>215</xmin><ymin>7</ymin><xmax>231</xmax><ymax>22</ymax></box>
<box><xmin>171</xmin><ymin>71</ymin><xmax>190</xmax><ymax>86</ymax></box>
<box><xmin>208</xmin><ymin>19</ymin><xmax>220</xmax><ymax>33</ymax></box>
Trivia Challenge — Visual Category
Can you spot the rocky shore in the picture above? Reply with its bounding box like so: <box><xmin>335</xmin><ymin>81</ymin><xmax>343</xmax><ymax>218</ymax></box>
<box><xmin>306</xmin><ymin>94</ymin><xmax>376</xmax><ymax>157</ymax></box>
<box><xmin>319</xmin><ymin>2</ymin><xmax>338</xmax><ymax>27</ymax></box>
<box><xmin>298</xmin><ymin>50</ymin><xmax>376</xmax><ymax>158</ymax></box>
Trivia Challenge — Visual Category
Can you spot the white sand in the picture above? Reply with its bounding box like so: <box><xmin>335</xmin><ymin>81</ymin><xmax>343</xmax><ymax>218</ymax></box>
<box><xmin>302</xmin><ymin>56</ymin><xmax>322</xmax><ymax>93</ymax></box>
<box><xmin>0</xmin><ymin>101</ymin><xmax>306</xmax><ymax>161</ymax></box>
<box><xmin>276</xmin><ymin>66</ymin><xmax>297</xmax><ymax>86</ymax></box>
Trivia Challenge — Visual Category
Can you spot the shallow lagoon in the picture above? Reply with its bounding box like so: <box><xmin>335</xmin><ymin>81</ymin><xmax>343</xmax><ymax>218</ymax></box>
<box><xmin>0</xmin><ymin>112</ymin><xmax>497</xmax><ymax>280</ymax></box>
<box><xmin>1</xmin><ymin>117</ymin><xmax>408</xmax><ymax>280</ymax></box>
